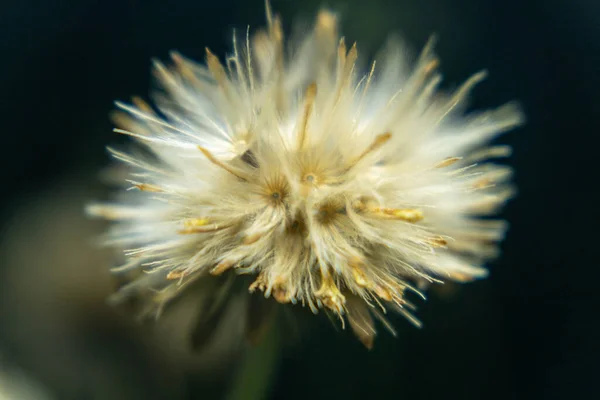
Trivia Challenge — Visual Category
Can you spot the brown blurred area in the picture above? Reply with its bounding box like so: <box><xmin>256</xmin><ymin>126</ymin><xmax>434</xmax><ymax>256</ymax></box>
<box><xmin>0</xmin><ymin>0</ymin><xmax>597</xmax><ymax>399</ymax></box>
<box><xmin>0</xmin><ymin>176</ymin><xmax>257</xmax><ymax>398</ymax></box>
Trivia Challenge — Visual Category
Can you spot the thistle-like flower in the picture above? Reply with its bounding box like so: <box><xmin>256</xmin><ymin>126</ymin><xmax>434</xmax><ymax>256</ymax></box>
<box><xmin>88</xmin><ymin>3</ymin><xmax>522</xmax><ymax>348</ymax></box>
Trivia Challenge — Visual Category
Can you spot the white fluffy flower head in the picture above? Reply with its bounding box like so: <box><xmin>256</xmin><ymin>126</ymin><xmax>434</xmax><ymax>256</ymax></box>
<box><xmin>89</xmin><ymin>3</ymin><xmax>522</xmax><ymax>347</ymax></box>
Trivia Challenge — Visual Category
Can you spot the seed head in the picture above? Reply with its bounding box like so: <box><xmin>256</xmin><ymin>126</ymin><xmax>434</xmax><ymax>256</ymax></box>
<box><xmin>88</xmin><ymin>3</ymin><xmax>523</xmax><ymax>348</ymax></box>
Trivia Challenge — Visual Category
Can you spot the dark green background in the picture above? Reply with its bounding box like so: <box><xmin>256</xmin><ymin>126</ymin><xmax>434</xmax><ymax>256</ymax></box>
<box><xmin>0</xmin><ymin>0</ymin><xmax>597</xmax><ymax>399</ymax></box>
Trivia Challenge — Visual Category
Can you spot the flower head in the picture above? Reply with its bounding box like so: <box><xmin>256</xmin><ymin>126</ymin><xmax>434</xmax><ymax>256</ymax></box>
<box><xmin>88</xmin><ymin>3</ymin><xmax>522</xmax><ymax>348</ymax></box>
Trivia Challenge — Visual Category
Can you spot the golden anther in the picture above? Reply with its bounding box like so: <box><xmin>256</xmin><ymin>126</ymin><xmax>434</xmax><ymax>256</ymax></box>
<box><xmin>198</xmin><ymin>146</ymin><xmax>249</xmax><ymax>181</ymax></box>
<box><xmin>170</xmin><ymin>52</ymin><xmax>203</xmax><ymax>87</ymax></box>
<box><xmin>351</xmin><ymin>267</ymin><xmax>369</xmax><ymax>287</ymax></box>
<box><xmin>337</xmin><ymin>37</ymin><xmax>347</xmax><ymax>65</ymax></box>
<box><xmin>166</xmin><ymin>270</ymin><xmax>189</xmax><ymax>280</ymax></box>
<box><xmin>374</xmin><ymin>285</ymin><xmax>393</xmax><ymax>302</ymax></box>
<box><xmin>183</xmin><ymin>218</ymin><xmax>210</xmax><ymax>228</ymax></box>
<box><xmin>271</xmin><ymin>15</ymin><xmax>283</xmax><ymax>42</ymax></box>
<box><xmin>447</xmin><ymin>271</ymin><xmax>476</xmax><ymax>283</ymax></box>
<box><xmin>249</xmin><ymin>271</ymin><xmax>268</xmax><ymax>293</ymax></box>
<box><xmin>348</xmin><ymin>258</ymin><xmax>369</xmax><ymax>287</ymax></box>
<box><xmin>152</xmin><ymin>59</ymin><xmax>177</xmax><ymax>87</ymax></box>
<box><xmin>423</xmin><ymin>58</ymin><xmax>440</xmax><ymax>75</ymax></box>
<box><xmin>315</xmin><ymin>272</ymin><xmax>346</xmax><ymax>314</ymax></box>
<box><xmin>316</xmin><ymin>10</ymin><xmax>337</xmax><ymax>34</ymax></box>
<box><xmin>205</xmin><ymin>47</ymin><xmax>229</xmax><ymax>89</ymax></box>
<box><xmin>374</xmin><ymin>208</ymin><xmax>424</xmax><ymax>223</ymax></box>
<box><xmin>435</xmin><ymin>157</ymin><xmax>462</xmax><ymax>168</ymax></box>
<box><xmin>436</xmin><ymin>70</ymin><xmax>488</xmax><ymax>125</ymax></box>
<box><xmin>131</xmin><ymin>96</ymin><xmax>154</xmax><ymax>114</ymax></box>
<box><xmin>134</xmin><ymin>183</ymin><xmax>163</xmax><ymax>192</ymax></box>
<box><xmin>210</xmin><ymin>260</ymin><xmax>234</xmax><ymax>276</ymax></box>
<box><xmin>347</xmin><ymin>132</ymin><xmax>392</xmax><ymax>169</ymax></box>
<box><xmin>297</xmin><ymin>82</ymin><xmax>317</xmax><ymax>150</ymax></box>
<box><xmin>271</xmin><ymin>277</ymin><xmax>292</xmax><ymax>303</ymax></box>
<box><xmin>426</xmin><ymin>236</ymin><xmax>448</xmax><ymax>247</ymax></box>
<box><xmin>473</xmin><ymin>178</ymin><xmax>494</xmax><ymax>189</ymax></box>
<box><xmin>243</xmin><ymin>232</ymin><xmax>263</xmax><ymax>245</ymax></box>
<box><xmin>178</xmin><ymin>223</ymin><xmax>226</xmax><ymax>234</ymax></box>
<box><xmin>273</xmin><ymin>287</ymin><xmax>291</xmax><ymax>303</ymax></box>
<box><xmin>346</xmin><ymin>42</ymin><xmax>358</xmax><ymax>71</ymax></box>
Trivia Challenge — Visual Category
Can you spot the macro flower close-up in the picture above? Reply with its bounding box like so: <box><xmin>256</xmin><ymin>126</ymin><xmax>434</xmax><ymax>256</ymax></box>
<box><xmin>88</xmin><ymin>2</ymin><xmax>522</xmax><ymax>347</ymax></box>
<box><xmin>1</xmin><ymin>0</ymin><xmax>595</xmax><ymax>399</ymax></box>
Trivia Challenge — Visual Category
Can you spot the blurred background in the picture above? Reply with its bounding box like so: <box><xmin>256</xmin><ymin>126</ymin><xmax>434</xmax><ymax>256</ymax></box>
<box><xmin>0</xmin><ymin>0</ymin><xmax>597</xmax><ymax>399</ymax></box>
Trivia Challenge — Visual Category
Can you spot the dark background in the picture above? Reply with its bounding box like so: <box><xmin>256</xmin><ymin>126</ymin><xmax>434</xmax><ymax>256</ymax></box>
<box><xmin>0</xmin><ymin>0</ymin><xmax>598</xmax><ymax>399</ymax></box>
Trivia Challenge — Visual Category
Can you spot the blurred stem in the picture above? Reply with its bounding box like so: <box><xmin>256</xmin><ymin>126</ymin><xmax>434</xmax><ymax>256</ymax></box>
<box><xmin>225</xmin><ymin>318</ymin><xmax>280</xmax><ymax>400</ymax></box>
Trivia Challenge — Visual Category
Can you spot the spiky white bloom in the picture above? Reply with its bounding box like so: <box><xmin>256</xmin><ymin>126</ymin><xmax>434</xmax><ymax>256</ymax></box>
<box><xmin>88</xmin><ymin>5</ymin><xmax>522</xmax><ymax>347</ymax></box>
